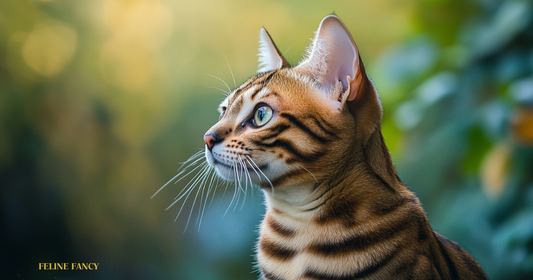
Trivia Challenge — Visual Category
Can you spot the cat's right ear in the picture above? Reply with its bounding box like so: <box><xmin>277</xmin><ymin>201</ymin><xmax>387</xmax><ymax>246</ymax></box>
<box><xmin>258</xmin><ymin>28</ymin><xmax>290</xmax><ymax>73</ymax></box>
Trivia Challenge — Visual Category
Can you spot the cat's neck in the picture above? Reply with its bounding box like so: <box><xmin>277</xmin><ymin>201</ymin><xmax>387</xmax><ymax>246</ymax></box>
<box><xmin>263</xmin><ymin>129</ymin><xmax>407</xmax><ymax>220</ymax></box>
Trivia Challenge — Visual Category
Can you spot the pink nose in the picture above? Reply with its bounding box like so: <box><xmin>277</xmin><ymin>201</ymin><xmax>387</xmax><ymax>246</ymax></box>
<box><xmin>203</xmin><ymin>133</ymin><xmax>218</xmax><ymax>150</ymax></box>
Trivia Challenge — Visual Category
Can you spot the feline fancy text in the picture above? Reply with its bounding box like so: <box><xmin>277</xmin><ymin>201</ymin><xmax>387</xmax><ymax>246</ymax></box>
<box><xmin>39</xmin><ymin>262</ymin><xmax>99</xmax><ymax>270</ymax></box>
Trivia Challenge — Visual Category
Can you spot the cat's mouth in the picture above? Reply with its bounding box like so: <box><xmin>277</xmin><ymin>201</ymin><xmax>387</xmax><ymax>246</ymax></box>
<box><xmin>206</xmin><ymin>148</ymin><xmax>269</xmax><ymax>182</ymax></box>
<box><xmin>212</xmin><ymin>157</ymin><xmax>268</xmax><ymax>173</ymax></box>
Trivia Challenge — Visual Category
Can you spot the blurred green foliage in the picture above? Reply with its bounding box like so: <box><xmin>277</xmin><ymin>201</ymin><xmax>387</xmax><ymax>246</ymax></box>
<box><xmin>1</xmin><ymin>0</ymin><xmax>532</xmax><ymax>280</ymax></box>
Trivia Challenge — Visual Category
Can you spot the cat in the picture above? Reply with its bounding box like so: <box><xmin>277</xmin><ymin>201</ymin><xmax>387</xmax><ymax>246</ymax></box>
<box><xmin>191</xmin><ymin>15</ymin><xmax>487</xmax><ymax>280</ymax></box>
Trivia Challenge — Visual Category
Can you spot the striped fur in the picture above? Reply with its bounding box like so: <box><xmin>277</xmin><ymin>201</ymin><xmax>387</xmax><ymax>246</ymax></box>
<box><xmin>202</xmin><ymin>15</ymin><xmax>487</xmax><ymax>280</ymax></box>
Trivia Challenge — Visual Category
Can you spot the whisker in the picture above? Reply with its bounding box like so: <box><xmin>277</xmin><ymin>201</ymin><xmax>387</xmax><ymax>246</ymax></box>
<box><xmin>206</xmin><ymin>86</ymin><xmax>231</xmax><ymax>95</ymax></box>
<box><xmin>220</xmin><ymin>50</ymin><xmax>237</xmax><ymax>90</ymax></box>
<box><xmin>172</xmin><ymin>161</ymin><xmax>209</xmax><ymax>200</ymax></box>
<box><xmin>185</xmin><ymin>166</ymin><xmax>212</xmax><ymax>230</ymax></box>
<box><xmin>167</xmin><ymin>163</ymin><xmax>210</xmax><ymax>210</ymax></box>
<box><xmin>225</xmin><ymin>162</ymin><xmax>241</xmax><ymax>216</ymax></box>
<box><xmin>194</xmin><ymin>169</ymin><xmax>211</xmax><ymax>227</ymax></box>
<box><xmin>174</xmin><ymin>164</ymin><xmax>211</xmax><ymax>225</ymax></box>
<box><xmin>237</xmin><ymin>156</ymin><xmax>248</xmax><ymax>210</ymax></box>
<box><xmin>238</xmin><ymin>156</ymin><xmax>252</xmax><ymax>210</ymax></box>
<box><xmin>294</xmin><ymin>164</ymin><xmax>318</xmax><ymax>182</ymax></box>
<box><xmin>206</xmin><ymin>73</ymin><xmax>231</xmax><ymax>94</ymax></box>
<box><xmin>198</xmin><ymin>169</ymin><xmax>218</xmax><ymax>230</ymax></box>
<box><xmin>205</xmin><ymin>168</ymin><xmax>218</xmax><ymax>206</ymax></box>
<box><xmin>151</xmin><ymin>151</ymin><xmax>204</xmax><ymax>199</ymax></box>
<box><xmin>246</xmin><ymin>156</ymin><xmax>274</xmax><ymax>193</ymax></box>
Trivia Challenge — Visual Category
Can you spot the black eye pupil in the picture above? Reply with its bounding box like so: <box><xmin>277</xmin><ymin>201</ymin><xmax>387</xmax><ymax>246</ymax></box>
<box><xmin>258</xmin><ymin>108</ymin><xmax>265</xmax><ymax>120</ymax></box>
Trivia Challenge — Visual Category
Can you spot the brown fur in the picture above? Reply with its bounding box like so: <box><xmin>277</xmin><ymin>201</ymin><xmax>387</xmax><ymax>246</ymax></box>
<box><xmin>202</xmin><ymin>16</ymin><xmax>487</xmax><ymax>280</ymax></box>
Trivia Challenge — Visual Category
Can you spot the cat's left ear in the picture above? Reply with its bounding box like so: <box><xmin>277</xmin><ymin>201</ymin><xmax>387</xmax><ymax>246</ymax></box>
<box><xmin>295</xmin><ymin>15</ymin><xmax>372</xmax><ymax>104</ymax></box>
<box><xmin>258</xmin><ymin>28</ymin><xmax>291</xmax><ymax>73</ymax></box>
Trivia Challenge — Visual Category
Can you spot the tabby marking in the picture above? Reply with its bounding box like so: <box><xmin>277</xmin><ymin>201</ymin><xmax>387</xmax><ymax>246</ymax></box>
<box><xmin>194</xmin><ymin>15</ymin><xmax>488</xmax><ymax>280</ymax></box>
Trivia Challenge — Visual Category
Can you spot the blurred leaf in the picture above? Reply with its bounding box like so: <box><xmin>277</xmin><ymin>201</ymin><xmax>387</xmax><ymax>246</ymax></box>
<box><xmin>493</xmin><ymin>207</ymin><xmax>533</xmax><ymax>271</ymax></box>
<box><xmin>462</xmin><ymin>126</ymin><xmax>493</xmax><ymax>174</ymax></box>
<box><xmin>481</xmin><ymin>142</ymin><xmax>511</xmax><ymax>198</ymax></box>
<box><xmin>511</xmin><ymin>107</ymin><xmax>533</xmax><ymax>145</ymax></box>
<box><xmin>509</xmin><ymin>78</ymin><xmax>533</xmax><ymax>105</ymax></box>
<box><xmin>470</xmin><ymin>0</ymin><xmax>533</xmax><ymax>57</ymax></box>
<box><xmin>377</xmin><ymin>35</ymin><xmax>440</xmax><ymax>87</ymax></box>
<box><xmin>416</xmin><ymin>71</ymin><xmax>458</xmax><ymax>105</ymax></box>
<box><xmin>478</xmin><ymin>100</ymin><xmax>510</xmax><ymax>140</ymax></box>
<box><xmin>395</xmin><ymin>99</ymin><xmax>425</xmax><ymax>130</ymax></box>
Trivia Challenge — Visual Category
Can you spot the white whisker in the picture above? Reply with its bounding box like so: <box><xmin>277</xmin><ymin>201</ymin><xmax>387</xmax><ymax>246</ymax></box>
<box><xmin>206</xmin><ymin>73</ymin><xmax>231</xmax><ymax>94</ymax></box>
<box><xmin>220</xmin><ymin>51</ymin><xmax>237</xmax><ymax>90</ymax></box>
<box><xmin>225</xmin><ymin>162</ymin><xmax>241</xmax><ymax>216</ymax></box>
<box><xmin>198</xmin><ymin>169</ymin><xmax>217</xmax><ymax>230</ymax></box>
<box><xmin>151</xmin><ymin>151</ymin><xmax>204</xmax><ymax>199</ymax></box>
<box><xmin>172</xmin><ymin>161</ymin><xmax>209</xmax><ymax>200</ymax></box>
<box><xmin>295</xmin><ymin>164</ymin><xmax>318</xmax><ymax>182</ymax></box>
<box><xmin>206</xmin><ymin>86</ymin><xmax>231</xmax><ymax>95</ymax></box>
<box><xmin>174</xmin><ymin>165</ymin><xmax>212</xmax><ymax>226</ymax></box>
<box><xmin>246</xmin><ymin>155</ymin><xmax>274</xmax><ymax>194</ymax></box>
<box><xmin>185</xmin><ymin>166</ymin><xmax>212</xmax><ymax>231</ymax></box>
<box><xmin>237</xmin><ymin>156</ymin><xmax>249</xmax><ymax>210</ymax></box>
<box><xmin>167</xmin><ymin>163</ymin><xmax>210</xmax><ymax>210</ymax></box>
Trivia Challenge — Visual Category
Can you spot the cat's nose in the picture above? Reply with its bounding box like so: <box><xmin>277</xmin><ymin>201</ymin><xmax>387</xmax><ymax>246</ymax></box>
<box><xmin>203</xmin><ymin>133</ymin><xmax>221</xmax><ymax>151</ymax></box>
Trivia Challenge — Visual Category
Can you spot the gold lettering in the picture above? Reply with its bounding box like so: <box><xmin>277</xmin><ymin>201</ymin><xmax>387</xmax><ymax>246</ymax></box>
<box><xmin>44</xmin><ymin>262</ymin><xmax>98</xmax><ymax>270</ymax></box>
<box><xmin>39</xmin><ymin>263</ymin><xmax>71</xmax><ymax>270</ymax></box>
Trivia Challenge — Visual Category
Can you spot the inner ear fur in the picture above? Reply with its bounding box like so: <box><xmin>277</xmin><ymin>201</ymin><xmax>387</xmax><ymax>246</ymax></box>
<box><xmin>295</xmin><ymin>15</ymin><xmax>383</xmax><ymax>140</ymax></box>
<box><xmin>258</xmin><ymin>28</ymin><xmax>290</xmax><ymax>73</ymax></box>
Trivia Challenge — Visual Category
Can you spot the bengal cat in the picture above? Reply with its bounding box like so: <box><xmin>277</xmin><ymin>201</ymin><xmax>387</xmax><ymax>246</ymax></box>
<box><xmin>178</xmin><ymin>15</ymin><xmax>487</xmax><ymax>280</ymax></box>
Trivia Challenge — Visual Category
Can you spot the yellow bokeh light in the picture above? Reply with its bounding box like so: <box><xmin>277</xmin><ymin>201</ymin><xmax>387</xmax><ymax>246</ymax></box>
<box><xmin>21</xmin><ymin>19</ymin><xmax>77</xmax><ymax>77</ymax></box>
<box><xmin>98</xmin><ymin>0</ymin><xmax>172</xmax><ymax>91</ymax></box>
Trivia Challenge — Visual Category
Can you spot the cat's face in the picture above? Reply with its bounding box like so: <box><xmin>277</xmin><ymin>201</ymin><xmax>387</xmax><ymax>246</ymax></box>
<box><xmin>204</xmin><ymin>69</ymin><xmax>353</xmax><ymax>189</ymax></box>
<box><xmin>203</xmin><ymin>16</ymin><xmax>382</xmax><ymax>192</ymax></box>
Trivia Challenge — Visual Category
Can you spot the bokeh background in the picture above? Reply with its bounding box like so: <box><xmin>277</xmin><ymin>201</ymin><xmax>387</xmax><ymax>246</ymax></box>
<box><xmin>2</xmin><ymin>0</ymin><xmax>533</xmax><ymax>279</ymax></box>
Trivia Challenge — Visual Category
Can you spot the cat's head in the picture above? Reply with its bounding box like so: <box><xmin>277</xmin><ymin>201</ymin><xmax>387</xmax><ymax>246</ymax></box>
<box><xmin>203</xmin><ymin>15</ymin><xmax>382</xmax><ymax>192</ymax></box>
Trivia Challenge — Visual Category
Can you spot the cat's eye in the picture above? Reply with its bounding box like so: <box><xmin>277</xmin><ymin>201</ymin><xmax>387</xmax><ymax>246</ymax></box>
<box><xmin>219</xmin><ymin>106</ymin><xmax>227</xmax><ymax>120</ymax></box>
<box><xmin>253</xmin><ymin>105</ymin><xmax>273</xmax><ymax>127</ymax></box>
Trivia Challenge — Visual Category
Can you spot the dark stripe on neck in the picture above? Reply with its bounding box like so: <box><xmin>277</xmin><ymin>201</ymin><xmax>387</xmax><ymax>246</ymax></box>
<box><xmin>309</xmin><ymin>210</ymin><xmax>418</xmax><ymax>256</ymax></box>
<box><xmin>303</xmin><ymin>248</ymin><xmax>398</xmax><ymax>280</ymax></box>
<box><xmin>259</xmin><ymin>238</ymin><xmax>297</xmax><ymax>261</ymax></box>
<box><xmin>261</xmin><ymin>169</ymin><xmax>306</xmax><ymax>188</ymax></box>
<box><xmin>314</xmin><ymin>198</ymin><xmax>358</xmax><ymax>227</ymax></box>
<box><xmin>436</xmin><ymin>235</ymin><xmax>460</xmax><ymax>279</ymax></box>
<box><xmin>261</xmin><ymin>268</ymin><xmax>286</xmax><ymax>280</ymax></box>
<box><xmin>266</xmin><ymin>214</ymin><xmax>296</xmax><ymax>238</ymax></box>
<box><xmin>374</xmin><ymin>171</ymin><xmax>397</xmax><ymax>193</ymax></box>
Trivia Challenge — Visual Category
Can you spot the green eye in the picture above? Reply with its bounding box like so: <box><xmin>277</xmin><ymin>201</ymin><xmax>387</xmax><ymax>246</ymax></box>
<box><xmin>253</xmin><ymin>105</ymin><xmax>273</xmax><ymax>127</ymax></box>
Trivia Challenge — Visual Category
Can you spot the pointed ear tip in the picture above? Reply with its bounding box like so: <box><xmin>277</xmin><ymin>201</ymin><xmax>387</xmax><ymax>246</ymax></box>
<box><xmin>321</xmin><ymin>15</ymin><xmax>342</xmax><ymax>24</ymax></box>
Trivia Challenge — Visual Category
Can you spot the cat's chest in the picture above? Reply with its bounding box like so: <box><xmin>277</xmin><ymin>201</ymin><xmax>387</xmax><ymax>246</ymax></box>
<box><xmin>256</xmin><ymin>210</ymin><xmax>388</xmax><ymax>280</ymax></box>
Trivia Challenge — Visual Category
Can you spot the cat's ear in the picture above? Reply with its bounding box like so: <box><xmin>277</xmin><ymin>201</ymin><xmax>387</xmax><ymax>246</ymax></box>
<box><xmin>258</xmin><ymin>28</ymin><xmax>290</xmax><ymax>73</ymax></box>
<box><xmin>298</xmin><ymin>15</ymin><xmax>382</xmax><ymax>142</ymax></box>
<box><xmin>296</xmin><ymin>15</ymin><xmax>371</xmax><ymax>103</ymax></box>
